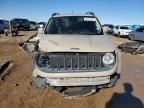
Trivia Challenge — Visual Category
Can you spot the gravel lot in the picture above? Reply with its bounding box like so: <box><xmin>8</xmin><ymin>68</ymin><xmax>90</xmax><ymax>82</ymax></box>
<box><xmin>0</xmin><ymin>32</ymin><xmax>144</xmax><ymax>108</ymax></box>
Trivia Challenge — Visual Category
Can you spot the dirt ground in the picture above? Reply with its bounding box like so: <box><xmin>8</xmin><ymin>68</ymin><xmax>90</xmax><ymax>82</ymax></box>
<box><xmin>0</xmin><ymin>32</ymin><xmax>144</xmax><ymax>108</ymax></box>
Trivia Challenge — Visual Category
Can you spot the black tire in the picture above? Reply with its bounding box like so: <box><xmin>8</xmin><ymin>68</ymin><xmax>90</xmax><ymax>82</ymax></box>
<box><xmin>118</xmin><ymin>32</ymin><xmax>121</xmax><ymax>38</ymax></box>
<box><xmin>15</xmin><ymin>31</ymin><xmax>18</xmax><ymax>36</ymax></box>
<box><xmin>12</xmin><ymin>32</ymin><xmax>15</xmax><ymax>36</ymax></box>
<box><xmin>5</xmin><ymin>32</ymin><xmax>8</xmax><ymax>36</ymax></box>
<box><xmin>12</xmin><ymin>31</ymin><xmax>18</xmax><ymax>36</ymax></box>
<box><xmin>15</xmin><ymin>32</ymin><xmax>18</xmax><ymax>36</ymax></box>
<box><xmin>130</xmin><ymin>35</ymin><xmax>135</xmax><ymax>41</ymax></box>
<box><xmin>0</xmin><ymin>30</ymin><xmax>4</xmax><ymax>34</ymax></box>
<box><xmin>112</xmin><ymin>32</ymin><xmax>115</xmax><ymax>36</ymax></box>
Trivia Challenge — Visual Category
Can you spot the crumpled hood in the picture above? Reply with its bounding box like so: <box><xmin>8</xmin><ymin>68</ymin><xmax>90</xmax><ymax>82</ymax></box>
<box><xmin>38</xmin><ymin>34</ymin><xmax>115</xmax><ymax>52</ymax></box>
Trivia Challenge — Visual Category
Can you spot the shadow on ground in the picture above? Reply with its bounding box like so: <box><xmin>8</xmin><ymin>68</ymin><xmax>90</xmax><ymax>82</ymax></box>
<box><xmin>106</xmin><ymin>83</ymin><xmax>144</xmax><ymax>108</ymax></box>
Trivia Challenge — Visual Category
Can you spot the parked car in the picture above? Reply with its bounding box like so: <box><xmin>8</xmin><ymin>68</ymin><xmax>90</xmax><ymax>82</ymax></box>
<box><xmin>38</xmin><ymin>22</ymin><xmax>46</xmax><ymax>28</ymax></box>
<box><xmin>10</xmin><ymin>18</ymin><xmax>30</xmax><ymax>31</ymax></box>
<box><xmin>113</xmin><ymin>25</ymin><xmax>132</xmax><ymax>37</ymax></box>
<box><xmin>128</xmin><ymin>27</ymin><xmax>144</xmax><ymax>41</ymax></box>
<box><xmin>32</xmin><ymin>12</ymin><xmax>121</xmax><ymax>96</ymax></box>
<box><xmin>0</xmin><ymin>19</ymin><xmax>9</xmax><ymax>34</ymax></box>
<box><xmin>30</xmin><ymin>21</ymin><xmax>39</xmax><ymax>30</ymax></box>
<box><xmin>128</xmin><ymin>25</ymin><xmax>141</xmax><ymax>31</ymax></box>
<box><xmin>102</xmin><ymin>24</ymin><xmax>114</xmax><ymax>34</ymax></box>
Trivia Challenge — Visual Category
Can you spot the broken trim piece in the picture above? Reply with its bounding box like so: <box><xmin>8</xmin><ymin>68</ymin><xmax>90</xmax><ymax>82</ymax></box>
<box><xmin>63</xmin><ymin>86</ymin><xmax>97</xmax><ymax>98</ymax></box>
<box><xmin>19</xmin><ymin>33</ymin><xmax>39</xmax><ymax>53</ymax></box>
<box><xmin>0</xmin><ymin>60</ymin><xmax>14</xmax><ymax>80</ymax></box>
<box><xmin>118</xmin><ymin>42</ymin><xmax>144</xmax><ymax>55</ymax></box>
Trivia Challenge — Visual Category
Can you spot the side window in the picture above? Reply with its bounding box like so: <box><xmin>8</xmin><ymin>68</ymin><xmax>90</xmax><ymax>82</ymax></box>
<box><xmin>115</xmin><ymin>26</ymin><xmax>119</xmax><ymax>29</ymax></box>
<box><xmin>136</xmin><ymin>28</ymin><xmax>143</xmax><ymax>32</ymax></box>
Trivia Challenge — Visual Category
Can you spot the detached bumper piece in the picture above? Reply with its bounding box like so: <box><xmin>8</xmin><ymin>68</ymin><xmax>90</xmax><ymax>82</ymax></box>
<box><xmin>118</xmin><ymin>42</ymin><xmax>144</xmax><ymax>55</ymax></box>
<box><xmin>0</xmin><ymin>60</ymin><xmax>14</xmax><ymax>81</ymax></box>
<box><xmin>63</xmin><ymin>86</ymin><xmax>97</xmax><ymax>98</ymax></box>
<box><xmin>19</xmin><ymin>34</ymin><xmax>39</xmax><ymax>53</ymax></box>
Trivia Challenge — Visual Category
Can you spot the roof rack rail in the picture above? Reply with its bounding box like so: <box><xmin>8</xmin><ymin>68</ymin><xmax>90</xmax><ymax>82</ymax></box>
<box><xmin>85</xmin><ymin>12</ymin><xmax>95</xmax><ymax>16</ymax></box>
<box><xmin>52</xmin><ymin>13</ymin><xmax>60</xmax><ymax>17</ymax></box>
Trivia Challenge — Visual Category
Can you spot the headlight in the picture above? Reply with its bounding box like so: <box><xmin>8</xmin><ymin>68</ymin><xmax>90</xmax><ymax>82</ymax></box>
<box><xmin>36</xmin><ymin>54</ymin><xmax>50</xmax><ymax>67</ymax></box>
<box><xmin>102</xmin><ymin>53</ymin><xmax>115</xmax><ymax>66</ymax></box>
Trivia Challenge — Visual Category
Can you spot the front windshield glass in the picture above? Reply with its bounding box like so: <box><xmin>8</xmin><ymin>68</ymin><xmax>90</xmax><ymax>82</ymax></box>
<box><xmin>109</xmin><ymin>25</ymin><xmax>114</xmax><ymax>29</ymax></box>
<box><xmin>16</xmin><ymin>19</ymin><xmax>22</xmax><ymax>23</ymax></box>
<box><xmin>0</xmin><ymin>20</ymin><xmax>5</xmax><ymax>25</ymax></box>
<box><xmin>23</xmin><ymin>19</ymin><xmax>29</xmax><ymax>23</ymax></box>
<box><xmin>120</xmin><ymin>26</ymin><xmax>129</xmax><ymax>30</ymax></box>
<box><xmin>45</xmin><ymin>16</ymin><xmax>103</xmax><ymax>35</ymax></box>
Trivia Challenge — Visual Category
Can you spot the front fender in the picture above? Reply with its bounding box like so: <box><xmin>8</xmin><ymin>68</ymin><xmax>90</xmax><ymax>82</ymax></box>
<box><xmin>115</xmin><ymin>48</ymin><xmax>121</xmax><ymax>74</ymax></box>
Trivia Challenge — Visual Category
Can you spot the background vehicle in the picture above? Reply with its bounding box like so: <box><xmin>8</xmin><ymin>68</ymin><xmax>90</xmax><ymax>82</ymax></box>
<box><xmin>38</xmin><ymin>22</ymin><xmax>46</xmax><ymax>28</ymax></box>
<box><xmin>113</xmin><ymin>25</ymin><xmax>132</xmax><ymax>37</ymax></box>
<box><xmin>129</xmin><ymin>25</ymin><xmax>142</xmax><ymax>30</ymax></box>
<box><xmin>10</xmin><ymin>18</ymin><xmax>30</xmax><ymax>31</ymax></box>
<box><xmin>32</xmin><ymin>12</ymin><xmax>121</xmax><ymax>96</ymax></box>
<box><xmin>0</xmin><ymin>19</ymin><xmax>9</xmax><ymax>34</ymax></box>
<box><xmin>102</xmin><ymin>24</ymin><xmax>114</xmax><ymax>34</ymax></box>
<box><xmin>129</xmin><ymin>27</ymin><xmax>144</xmax><ymax>41</ymax></box>
<box><xmin>30</xmin><ymin>21</ymin><xmax>39</xmax><ymax>30</ymax></box>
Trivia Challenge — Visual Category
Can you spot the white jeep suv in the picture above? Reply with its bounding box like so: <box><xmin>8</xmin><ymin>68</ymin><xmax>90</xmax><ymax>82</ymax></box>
<box><xmin>32</xmin><ymin>12</ymin><xmax>121</xmax><ymax>96</ymax></box>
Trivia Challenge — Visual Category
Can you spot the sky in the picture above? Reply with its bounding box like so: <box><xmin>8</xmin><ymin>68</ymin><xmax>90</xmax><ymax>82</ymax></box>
<box><xmin>0</xmin><ymin>0</ymin><xmax>144</xmax><ymax>25</ymax></box>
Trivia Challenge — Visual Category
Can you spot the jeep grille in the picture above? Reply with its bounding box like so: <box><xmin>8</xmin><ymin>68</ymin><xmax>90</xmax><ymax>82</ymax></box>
<box><xmin>36</xmin><ymin>53</ymin><xmax>110</xmax><ymax>72</ymax></box>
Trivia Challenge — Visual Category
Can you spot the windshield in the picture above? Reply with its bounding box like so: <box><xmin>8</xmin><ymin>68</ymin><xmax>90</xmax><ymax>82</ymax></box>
<box><xmin>14</xmin><ymin>19</ymin><xmax>29</xmax><ymax>24</ymax></box>
<box><xmin>23</xmin><ymin>19</ymin><xmax>29</xmax><ymax>23</ymax></box>
<box><xmin>45</xmin><ymin>16</ymin><xmax>103</xmax><ymax>35</ymax></box>
<box><xmin>109</xmin><ymin>25</ymin><xmax>114</xmax><ymax>29</ymax></box>
<box><xmin>0</xmin><ymin>20</ymin><xmax>5</xmax><ymax>25</ymax></box>
<box><xmin>15</xmin><ymin>19</ymin><xmax>23</xmax><ymax>23</ymax></box>
<box><xmin>120</xmin><ymin>26</ymin><xmax>129</xmax><ymax>30</ymax></box>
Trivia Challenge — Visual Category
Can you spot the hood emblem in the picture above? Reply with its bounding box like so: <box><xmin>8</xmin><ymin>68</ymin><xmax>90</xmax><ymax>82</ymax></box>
<box><xmin>70</xmin><ymin>47</ymin><xmax>80</xmax><ymax>51</ymax></box>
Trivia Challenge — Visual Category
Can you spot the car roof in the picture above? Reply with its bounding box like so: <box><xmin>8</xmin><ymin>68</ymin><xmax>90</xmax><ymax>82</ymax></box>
<box><xmin>53</xmin><ymin>13</ymin><xmax>94</xmax><ymax>17</ymax></box>
<box><xmin>120</xmin><ymin>25</ymin><xmax>129</xmax><ymax>27</ymax></box>
<box><xmin>103</xmin><ymin>24</ymin><xmax>114</xmax><ymax>26</ymax></box>
<box><xmin>11</xmin><ymin>18</ymin><xmax>28</xmax><ymax>20</ymax></box>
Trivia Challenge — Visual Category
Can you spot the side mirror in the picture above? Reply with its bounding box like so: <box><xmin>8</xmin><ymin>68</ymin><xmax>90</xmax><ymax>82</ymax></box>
<box><xmin>38</xmin><ymin>28</ymin><xmax>44</xmax><ymax>34</ymax></box>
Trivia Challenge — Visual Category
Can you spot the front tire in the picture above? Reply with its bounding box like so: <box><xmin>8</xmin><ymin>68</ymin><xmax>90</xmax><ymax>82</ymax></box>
<box><xmin>118</xmin><ymin>32</ymin><xmax>121</xmax><ymax>38</ymax></box>
<box><xmin>130</xmin><ymin>35</ymin><xmax>135</xmax><ymax>41</ymax></box>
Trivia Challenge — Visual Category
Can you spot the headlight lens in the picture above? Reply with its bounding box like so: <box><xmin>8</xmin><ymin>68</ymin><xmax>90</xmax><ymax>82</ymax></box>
<box><xmin>36</xmin><ymin>54</ymin><xmax>50</xmax><ymax>67</ymax></box>
<box><xmin>102</xmin><ymin>53</ymin><xmax>115</xmax><ymax>66</ymax></box>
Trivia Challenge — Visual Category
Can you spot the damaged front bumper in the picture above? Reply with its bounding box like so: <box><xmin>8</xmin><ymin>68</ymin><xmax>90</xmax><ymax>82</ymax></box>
<box><xmin>33</xmin><ymin>72</ymin><xmax>120</xmax><ymax>88</ymax></box>
<box><xmin>32</xmin><ymin>55</ymin><xmax>120</xmax><ymax>97</ymax></box>
<box><xmin>46</xmin><ymin>76</ymin><xmax>110</xmax><ymax>86</ymax></box>
<box><xmin>33</xmin><ymin>73</ymin><xmax>120</xmax><ymax>97</ymax></box>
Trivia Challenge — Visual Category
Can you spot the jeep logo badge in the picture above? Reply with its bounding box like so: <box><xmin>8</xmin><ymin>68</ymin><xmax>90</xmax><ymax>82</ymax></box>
<box><xmin>70</xmin><ymin>47</ymin><xmax>80</xmax><ymax>51</ymax></box>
